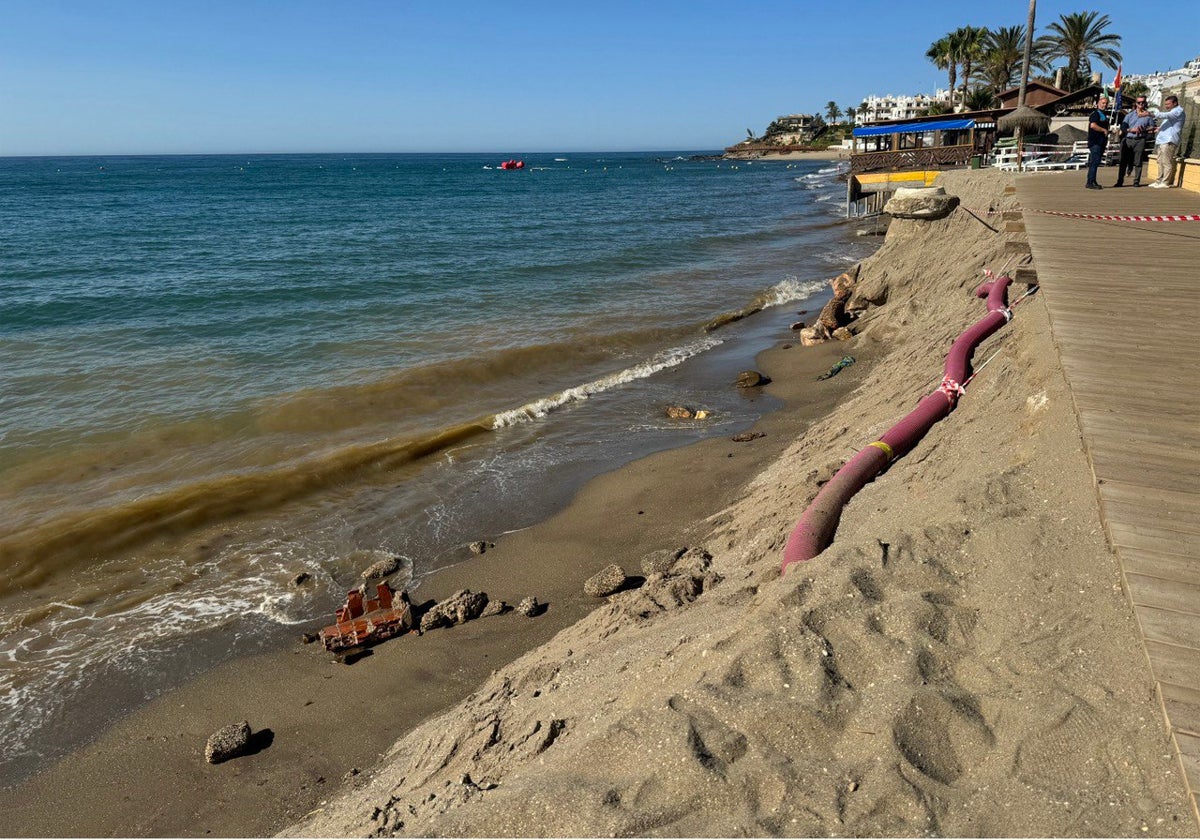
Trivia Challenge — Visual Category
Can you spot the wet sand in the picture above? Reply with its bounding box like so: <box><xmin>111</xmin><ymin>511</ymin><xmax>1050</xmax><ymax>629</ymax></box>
<box><xmin>0</xmin><ymin>327</ymin><xmax>867</xmax><ymax>836</ymax></box>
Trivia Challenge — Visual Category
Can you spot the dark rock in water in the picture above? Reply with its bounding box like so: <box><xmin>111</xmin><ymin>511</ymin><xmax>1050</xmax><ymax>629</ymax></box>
<box><xmin>516</xmin><ymin>596</ymin><xmax>542</xmax><ymax>617</ymax></box>
<box><xmin>731</xmin><ymin>431</ymin><xmax>766</xmax><ymax>442</ymax></box>
<box><xmin>796</xmin><ymin>309</ymin><xmax>809</xmax><ymax>316</ymax></box>
<box><xmin>665</xmin><ymin>405</ymin><xmax>694</xmax><ymax>419</ymax></box>
<box><xmin>584</xmin><ymin>564</ymin><xmax>630</xmax><ymax>597</ymax></box>
<box><xmin>205</xmin><ymin>721</ymin><xmax>252</xmax><ymax>764</ymax></box>
<box><xmin>300</xmin><ymin>631</ymin><xmax>319</xmax><ymax>644</ymax></box>
<box><xmin>789</xmin><ymin>321</ymin><xmax>806</xmax><ymax>331</ymax></box>
<box><xmin>641</xmin><ymin>547</ymin><xmax>689</xmax><ymax>577</ymax></box>
<box><xmin>480</xmin><ymin>600</ymin><xmax>509</xmax><ymax>618</ymax></box>
<box><xmin>419</xmin><ymin>589</ymin><xmax>490</xmax><ymax>632</ymax></box>
<box><xmin>290</xmin><ymin>572</ymin><xmax>311</xmax><ymax>587</ymax></box>
<box><xmin>360</xmin><ymin>556</ymin><xmax>401</xmax><ymax>580</ymax></box>
<box><xmin>468</xmin><ymin>541</ymin><xmax>494</xmax><ymax>555</ymax></box>
<box><xmin>735</xmin><ymin>370</ymin><xmax>771</xmax><ymax>388</ymax></box>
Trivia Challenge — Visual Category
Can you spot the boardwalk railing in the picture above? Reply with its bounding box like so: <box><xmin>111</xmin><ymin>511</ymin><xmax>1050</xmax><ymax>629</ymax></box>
<box><xmin>991</xmin><ymin>140</ymin><xmax>1119</xmax><ymax>171</ymax></box>
<box><xmin>850</xmin><ymin>144</ymin><xmax>974</xmax><ymax>174</ymax></box>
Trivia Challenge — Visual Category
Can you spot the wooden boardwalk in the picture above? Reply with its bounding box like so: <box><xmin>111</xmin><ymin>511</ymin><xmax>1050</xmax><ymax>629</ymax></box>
<box><xmin>1018</xmin><ymin>171</ymin><xmax>1200</xmax><ymax>822</ymax></box>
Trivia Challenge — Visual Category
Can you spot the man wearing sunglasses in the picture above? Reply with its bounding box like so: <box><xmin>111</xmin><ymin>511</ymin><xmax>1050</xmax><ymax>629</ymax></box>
<box><xmin>1115</xmin><ymin>98</ymin><xmax>1156</xmax><ymax>187</ymax></box>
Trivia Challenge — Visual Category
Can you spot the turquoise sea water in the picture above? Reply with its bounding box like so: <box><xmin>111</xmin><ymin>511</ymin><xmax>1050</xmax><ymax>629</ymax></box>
<box><xmin>0</xmin><ymin>151</ymin><xmax>870</xmax><ymax>778</ymax></box>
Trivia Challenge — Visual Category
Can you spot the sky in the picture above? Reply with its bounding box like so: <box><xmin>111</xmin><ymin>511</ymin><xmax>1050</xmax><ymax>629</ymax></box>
<box><xmin>1</xmin><ymin>0</ymin><xmax>1197</xmax><ymax>156</ymax></box>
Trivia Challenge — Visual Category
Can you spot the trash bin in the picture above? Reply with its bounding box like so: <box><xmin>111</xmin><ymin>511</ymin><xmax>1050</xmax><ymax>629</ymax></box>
<box><xmin>970</xmin><ymin>155</ymin><xmax>982</xmax><ymax>169</ymax></box>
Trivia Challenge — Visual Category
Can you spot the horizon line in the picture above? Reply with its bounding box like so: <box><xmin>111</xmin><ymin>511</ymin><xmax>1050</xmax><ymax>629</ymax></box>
<box><xmin>0</xmin><ymin>148</ymin><xmax>730</xmax><ymax>160</ymax></box>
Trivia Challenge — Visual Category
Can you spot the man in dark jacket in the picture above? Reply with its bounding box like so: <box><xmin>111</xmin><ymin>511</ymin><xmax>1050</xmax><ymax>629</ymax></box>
<box><xmin>1086</xmin><ymin>95</ymin><xmax>1110</xmax><ymax>189</ymax></box>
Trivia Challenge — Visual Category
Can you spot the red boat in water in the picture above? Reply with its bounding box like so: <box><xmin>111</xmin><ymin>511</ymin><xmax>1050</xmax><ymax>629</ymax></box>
<box><xmin>499</xmin><ymin>159</ymin><xmax>525</xmax><ymax>170</ymax></box>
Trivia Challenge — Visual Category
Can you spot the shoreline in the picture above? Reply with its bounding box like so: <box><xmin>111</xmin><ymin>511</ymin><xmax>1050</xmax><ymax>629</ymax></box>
<box><xmin>0</xmin><ymin>305</ymin><xmax>872</xmax><ymax>835</ymax></box>
<box><xmin>723</xmin><ymin>148</ymin><xmax>847</xmax><ymax>162</ymax></box>
<box><xmin>6</xmin><ymin>170</ymin><xmax>1195</xmax><ymax>837</ymax></box>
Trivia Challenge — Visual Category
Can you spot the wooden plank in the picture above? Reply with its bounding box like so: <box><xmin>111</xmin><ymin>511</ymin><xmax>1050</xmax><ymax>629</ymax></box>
<box><xmin>1109</xmin><ymin>523</ymin><xmax>1200</xmax><ymax>558</ymax></box>
<box><xmin>1105</xmin><ymin>502</ymin><xmax>1200</xmax><ymax>538</ymax></box>
<box><xmin>1161</xmin><ymin>682</ymin><xmax>1200</xmax><ymax>738</ymax></box>
<box><xmin>1146</xmin><ymin>640</ymin><xmax>1200</xmax><ymax>688</ymax></box>
<box><xmin>1134</xmin><ymin>602</ymin><xmax>1200</xmax><ymax>649</ymax></box>
<box><xmin>1122</xmin><ymin>546</ymin><xmax>1200</xmax><ymax>587</ymax></box>
<box><xmin>1088</xmin><ymin>459</ymin><xmax>1200</xmax><ymax>495</ymax></box>
<box><xmin>1178</xmin><ymin>730</ymin><xmax>1200</xmax><ymax>790</ymax></box>
<box><xmin>1100</xmin><ymin>481</ymin><xmax>1200</xmax><ymax>507</ymax></box>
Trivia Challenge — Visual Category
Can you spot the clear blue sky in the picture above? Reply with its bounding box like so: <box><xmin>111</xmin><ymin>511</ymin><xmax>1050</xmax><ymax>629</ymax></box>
<box><xmin>2</xmin><ymin>0</ymin><xmax>1196</xmax><ymax>155</ymax></box>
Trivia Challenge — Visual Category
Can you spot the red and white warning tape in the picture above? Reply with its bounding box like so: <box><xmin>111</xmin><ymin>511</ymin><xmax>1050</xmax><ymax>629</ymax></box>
<box><xmin>1029</xmin><ymin>209</ymin><xmax>1200</xmax><ymax>222</ymax></box>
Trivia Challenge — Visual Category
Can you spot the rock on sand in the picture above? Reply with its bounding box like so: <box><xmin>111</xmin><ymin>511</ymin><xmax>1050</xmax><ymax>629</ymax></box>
<box><xmin>419</xmin><ymin>590</ymin><xmax>490</xmax><ymax>632</ymax></box>
<box><xmin>583</xmin><ymin>564</ymin><xmax>629</xmax><ymax>597</ymax></box>
<box><xmin>205</xmin><ymin>721</ymin><xmax>252</xmax><ymax>764</ymax></box>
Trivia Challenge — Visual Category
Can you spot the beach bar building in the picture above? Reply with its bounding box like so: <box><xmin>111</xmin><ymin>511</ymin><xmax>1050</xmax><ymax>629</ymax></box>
<box><xmin>846</xmin><ymin>114</ymin><xmax>993</xmax><ymax>216</ymax></box>
<box><xmin>845</xmin><ymin>83</ymin><xmax>1106</xmax><ymax>216</ymax></box>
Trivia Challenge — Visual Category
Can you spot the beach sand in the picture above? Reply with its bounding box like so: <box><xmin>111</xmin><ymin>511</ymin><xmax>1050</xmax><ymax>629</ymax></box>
<box><xmin>4</xmin><ymin>170</ymin><xmax>1196</xmax><ymax>837</ymax></box>
<box><xmin>285</xmin><ymin>170</ymin><xmax>1197</xmax><ymax>837</ymax></box>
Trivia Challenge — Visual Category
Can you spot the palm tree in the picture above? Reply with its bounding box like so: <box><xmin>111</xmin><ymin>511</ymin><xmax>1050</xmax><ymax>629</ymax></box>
<box><xmin>825</xmin><ymin>101</ymin><xmax>841</xmax><ymax>123</ymax></box>
<box><xmin>926</xmin><ymin>35</ymin><xmax>958</xmax><ymax>110</ymax></box>
<box><xmin>964</xmin><ymin>87</ymin><xmax>998</xmax><ymax>111</ymax></box>
<box><xmin>1043</xmin><ymin>11</ymin><xmax>1121</xmax><ymax>90</ymax></box>
<box><xmin>843</xmin><ymin>103</ymin><xmax>856</xmax><ymax>124</ymax></box>
<box><xmin>953</xmin><ymin>25</ymin><xmax>990</xmax><ymax>103</ymax></box>
<box><xmin>982</xmin><ymin>25</ymin><xmax>1027</xmax><ymax>91</ymax></box>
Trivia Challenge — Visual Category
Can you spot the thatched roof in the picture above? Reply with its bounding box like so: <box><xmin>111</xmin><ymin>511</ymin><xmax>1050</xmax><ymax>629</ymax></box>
<box><xmin>997</xmin><ymin>104</ymin><xmax>1051</xmax><ymax>136</ymax></box>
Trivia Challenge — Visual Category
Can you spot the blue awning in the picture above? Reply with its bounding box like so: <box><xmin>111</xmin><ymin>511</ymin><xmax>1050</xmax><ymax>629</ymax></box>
<box><xmin>853</xmin><ymin>118</ymin><xmax>976</xmax><ymax>137</ymax></box>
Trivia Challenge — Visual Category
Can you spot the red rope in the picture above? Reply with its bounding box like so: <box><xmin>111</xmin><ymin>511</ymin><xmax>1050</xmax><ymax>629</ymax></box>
<box><xmin>1029</xmin><ymin>210</ymin><xmax>1200</xmax><ymax>222</ymax></box>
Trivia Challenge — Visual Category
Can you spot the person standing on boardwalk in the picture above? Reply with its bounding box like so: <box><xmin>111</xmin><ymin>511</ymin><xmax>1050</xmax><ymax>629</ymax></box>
<box><xmin>1149</xmin><ymin>94</ymin><xmax>1185</xmax><ymax>188</ymax></box>
<box><xmin>1085</xmin><ymin>96</ymin><xmax>1110</xmax><ymax>190</ymax></box>
<box><xmin>1115</xmin><ymin>97</ymin><xmax>1156</xmax><ymax>187</ymax></box>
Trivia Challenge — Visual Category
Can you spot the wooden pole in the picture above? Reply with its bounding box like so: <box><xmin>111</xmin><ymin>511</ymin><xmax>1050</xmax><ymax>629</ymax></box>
<box><xmin>1017</xmin><ymin>0</ymin><xmax>1036</xmax><ymax>173</ymax></box>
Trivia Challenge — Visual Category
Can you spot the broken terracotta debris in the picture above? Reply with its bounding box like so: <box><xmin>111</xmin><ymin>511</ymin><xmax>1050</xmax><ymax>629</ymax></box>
<box><xmin>319</xmin><ymin>582</ymin><xmax>414</xmax><ymax>653</ymax></box>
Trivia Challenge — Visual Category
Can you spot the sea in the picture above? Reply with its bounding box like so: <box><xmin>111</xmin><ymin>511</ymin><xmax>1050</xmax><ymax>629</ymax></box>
<box><xmin>0</xmin><ymin>151</ymin><xmax>874</xmax><ymax>782</ymax></box>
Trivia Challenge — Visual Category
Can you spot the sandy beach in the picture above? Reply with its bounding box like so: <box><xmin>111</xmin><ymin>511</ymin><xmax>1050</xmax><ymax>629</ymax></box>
<box><xmin>3</xmin><ymin>169</ymin><xmax>1196</xmax><ymax>837</ymax></box>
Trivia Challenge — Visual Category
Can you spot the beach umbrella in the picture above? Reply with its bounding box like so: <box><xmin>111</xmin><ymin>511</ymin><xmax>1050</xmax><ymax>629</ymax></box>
<box><xmin>997</xmin><ymin>104</ymin><xmax>1051</xmax><ymax>136</ymax></box>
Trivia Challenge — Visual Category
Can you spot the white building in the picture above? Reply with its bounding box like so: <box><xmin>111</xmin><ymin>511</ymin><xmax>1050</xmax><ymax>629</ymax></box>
<box><xmin>856</xmin><ymin>90</ymin><xmax>951</xmax><ymax>123</ymax></box>
<box><xmin>1124</xmin><ymin>56</ymin><xmax>1200</xmax><ymax>105</ymax></box>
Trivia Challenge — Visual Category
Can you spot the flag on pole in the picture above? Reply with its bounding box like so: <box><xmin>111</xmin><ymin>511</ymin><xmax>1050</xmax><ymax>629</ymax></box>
<box><xmin>1113</xmin><ymin>65</ymin><xmax>1123</xmax><ymax>112</ymax></box>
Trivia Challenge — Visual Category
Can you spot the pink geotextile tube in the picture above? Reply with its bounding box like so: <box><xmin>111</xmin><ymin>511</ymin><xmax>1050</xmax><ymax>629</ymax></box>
<box><xmin>781</xmin><ymin>276</ymin><xmax>1012</xmax><ymax>573</ymax></box>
